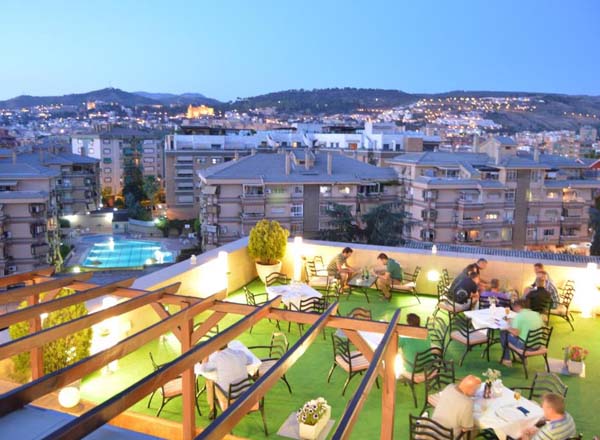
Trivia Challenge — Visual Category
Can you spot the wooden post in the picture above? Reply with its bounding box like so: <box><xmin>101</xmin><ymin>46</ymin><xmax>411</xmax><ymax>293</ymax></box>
<box><xmin>181</xmin><ymin>314</ymin><xmax>195</xmax><ymax>440</ymax></box>
<box><xmin>381</xmin><ymin>330</ymin><xmax>398</xmax><ymax>440</ymax></box>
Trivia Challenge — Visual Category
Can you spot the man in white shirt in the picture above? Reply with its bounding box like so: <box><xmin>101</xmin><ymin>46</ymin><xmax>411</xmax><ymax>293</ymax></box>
<box><xmin>204</xmin><ymin>346</ymin><xmax>254</xmax><ymax>414</ymax></box>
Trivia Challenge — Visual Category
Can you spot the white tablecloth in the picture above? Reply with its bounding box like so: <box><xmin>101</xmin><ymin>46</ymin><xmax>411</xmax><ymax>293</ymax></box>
<box><xmin>357</xmin><ymin>330</ymin><xmax>383</xmax><ymax>351</ymax></box>
<box><xmin>474</xmin><ymin>383</ymin><xmax>543</xmax><ymax>440</ymax></box>
<box><xmin>267</xmin><ymin>283</ymin><xmax>322</xmax><ymax>309</ymax></box>
<box><xmin>194</xmin><ymin>340</ymin><xmax>262</xmax><ymax>381</ymax></box>
<box><xmin>464</xmin><ymin>308</ymin><xmax>516</xmax><ymax>330</ymax></box>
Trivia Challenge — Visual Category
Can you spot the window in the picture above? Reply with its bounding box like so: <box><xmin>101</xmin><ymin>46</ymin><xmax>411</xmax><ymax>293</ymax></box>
<box><xmin>103</xmin><ymin>148</ymin><xmax>111</xmax><ymax>155</ymax></box>
<box><xmin>103</xmin><ymin>139</ymin><xmax>111</xmax><ymax>144</ymax></box>
<box><xmin>270</xmin><ymin>207</ymin><xmax>285</xmax><ymax>215</ymax></box>
<box><xmin>211</xmin><ymin>157</ymin><xmax>220</xmax><ymax>164</ymax></box>
<box><xmin>485</xmin><ymin>212</ymin><xmax>499</xmax><ymax>220</ymax></box>
<box><xmin>243</xmin><ymin>185</ymin><xmax>264</xmax><ymax>196</ymax></box>
<box><xmin>176</xmin><ymin>195</ymin><xmax>194</xmax><ymax>203</ymax></box>
<box><xmin>506</xmin><ymin>170</ymin><xmax>517</xmax><ymax>181</ymax></box>
<box><xmin>358</xmin><ymin>183</ymin><xmax>380</xmax><ymax>196</ymax></box>
<box><xmin>505</xmin><ymin>190</ymin><xmax>515</xmax><ymax>201</ymax></box>
<box><xmin>103</xmin><ymin>158</ymin><xmax>112</xmax><ymax>164</ymax></box>
<box><xmin>290</xmin><ymin>224</ymin><xmax>302</xmax><ymax>235</ymax></box>
<box><xmin>143</xmin><ymin>148</ymin><xmax>155</xmax><ymax>154</ymax></box>
<box><xmin>421</xmin><ymin>209</ymin><xmax>437</xmax><ymax>221</ymax></box>
<box><xmin>339</xmin><ymin>186</ymin><xmax>351</xmax><ymax>195</ymax></box>
<box><xmin>211</xmin><ymin>144</ymin><xmax>222</xmax><ymax>150</ymax></box>
<box><xmin>143</xmin><ymin>158</ymin><xmax>155</xmax><ymax>163</ymax></box>
<box><xmin>269</xmin><ymin>187</ymin><xmax>285</xmax><ymax>194</ymax></box>
<box><xmin>543</xmin><ymin>229</ymin><xmax>555</xmax><ymax>236</ymax></box>
<box><xmin>145</xmin><ymin>166</ymin><xmax>155</xmax><ymax>172</ymax></box>
<box><xmin>547</xmin><ymin>191</ymin><xmax>559</xmax><ymax>199</ymax></box>
<box><xmin>88</xmin><ymin>148</ymin><xmax>94</xmax><ymax>154</ymax></box>
<box><xmin>291</xmin><ymin>204</ymin><xmax>303</xmax><ymax>217</ymax></box>
<box><xmin>530</xmin><ymin>171</ymin><xmax>542</xmax><ymax>182</ymax></box>
<box><xmin>420</xmin><ymin>229</ymin><xmax>435</xmax><ymax>241</ymax></box>
<box><xmin>104</xmin><ymin>177</ymin><xmax>112</xmax><ymax>183</ymax></box>
<box><xmin>484</xmin><ymin>231</ymin><xmax>499</xmax><ymax>240</ymax></box>
<box><xmin>104</xmin><ymin>168</ymin><xmax>111</xmax><ymax>174</ymax></box>
<box><xmin>422</xmin><ymin>189</ymin><xmax>437</xmax><ymax>201</ymax></box>
<box><xmin>487</xmin><ymin>192</ymin><xmax>501</xmax><ymax>200</ymax></box>
<box><xmin>294</xmin><ymin>186</ymin><xmax>303</xmax><ymax>194</ymax></box>
<box><xmin>320</xmin><ymin>185</ymin><xmax>331</xmax><ymax>195</ymax></box>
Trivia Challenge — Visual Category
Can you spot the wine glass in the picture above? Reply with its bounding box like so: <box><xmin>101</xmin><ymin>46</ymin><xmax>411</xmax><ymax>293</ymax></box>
<box><xmin>504</xmin><ymin>307</ymin><xmax>511</xmax><ymax>321</ymax></box>
<box><xmin>514</xmin><ymin>388</ymin><xmax>522</xmax><ymax>401</ymax></box>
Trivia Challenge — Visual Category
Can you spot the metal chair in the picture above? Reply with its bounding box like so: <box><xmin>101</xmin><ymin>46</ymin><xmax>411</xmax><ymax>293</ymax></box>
<box><xmin>551</xmin><ymin>285</ymin><xmax>576</xmax><ymax>331</ymax></box>
<box><xmin>147</xmin><ymin>352</ymin><xmax>202</xmax><ymax>417</ymax></box>
<box><xmin>214</xmin><ymin>377</ymin><xmax>268</xmax><ymax>435</ymax></box>
<box><xmin>448</xmin><ymin>313</ymin><xmax>490</xmax><ymax>366</ymax></box>
<box><xmin>323</xmin><ymin>279</ymin><xmax>342</xmax><ymax>306</ymax></box>
<box><xmin>421</xmin><ymin>359</ymin><xmax>455</xmax><ymax>415</ymax></box>
<box><xmin>391</xmin><ymin>266</ymin><xmax>422</xmax><ymax>303</ymax></box>
<box><xmin>513</xmin><ymin>372</ymin><xmax>567</xmax><ymax>402</ymax></box>
<box><xmin>399</xmin><ymin>347</ymin><xmax>443</xmax><ymax>408</ymax></box>
<box><xmin>426</xmin><ymin>316</ymin><xmax>448</xmax><ymax>358</ymax></box>
<box><xmin>248</xmin><ymin>332</ymin><xmax>293</xmax><ymax>394</ymax></box>
<box><xmin>479</xmin><ymin>295</ymin><xmax>511</xmax><ymax>309</ymax></box>
<box><xmin>265</xmin><ymin>272</ymin><xmax>289</xmax><ymax>287</ymax></box>
<box><xmin>244</xmin><ymin>286</ymin><xmax>278</xmax><ymax>333</ymax></box>
<box><xmin>506</xmin><ymin>326</ymin><xmax>553</xmax><ymax>379</ymax></box>
<box><xmin>327</xmin><ymin>334</ymin><xmax>376</xmax><ymax>396</ymax></box>
<box><xmin>347</xmin><ymin>307</ymin><xmax>372</xmax><ymax>320</ymax></box>
<box><xmin>288</xmin><ymin>296</ymin><xmax>326</xmax><ymax>334</ymax></box>
<box><xmin>408</xmin><ymin>414</ymin><xmax>455</xmax><ymax>440</ymax></box>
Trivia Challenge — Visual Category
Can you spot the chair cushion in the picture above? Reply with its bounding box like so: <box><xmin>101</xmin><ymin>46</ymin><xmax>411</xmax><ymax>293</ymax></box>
<box><xmin>308</xmin><ymin>276</ymin><xmax>329</xmax><ymax>287</ymax></box>
<box><xmin>450</xmin><ymin>329</ymin><xmax>488</xmax><ymax>345</ymax></box>
<box><xmin>551</xmin><ymin>304</ymin><xmax>567</xmax><ymax>316</ymax></box>
<box><xmin>394</xmin><ymin>281</ymin><xmax>416</xmax><ymax>291</ymax></box>
<box><xmin>258</xmin><ymin>359</ymin><xmax>277</xmax><ymax>376</ymax></box>
<box><xmin>508</xmin><ymin>343</ymin><xmax>548</xmax><ymax>356</ymax></box>
<box><xmin>427</xmin><ymin>392</ymin><xmax>441</xmax><ymax>407</ymax></box>
<box><xmin>162</xmin><ymin>377</ymin><xmax>182</xmax><ymax>398</ymax></box>
<box><xmin>336</xmin><ymin>351</ymin><xmax>369</xmax><ymax>372</ymax></box>
<box><xmin>437</xmin><ymin>301</ymin><xmax>454</xmax><ymax>312</ymax></box>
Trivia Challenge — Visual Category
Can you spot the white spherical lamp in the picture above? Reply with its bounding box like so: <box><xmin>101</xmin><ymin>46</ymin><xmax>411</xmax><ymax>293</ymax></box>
<box><xmin>58</xmin><ymin>386</ymin><xmax>80</xmax><ymax>409</ymax></box>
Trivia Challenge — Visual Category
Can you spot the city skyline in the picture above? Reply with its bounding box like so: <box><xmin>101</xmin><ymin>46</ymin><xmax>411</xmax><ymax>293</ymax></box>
<box><xmin>1</xmin><ymin>0</ymin><xmax>599</xmax><ymax>101</ymax></box>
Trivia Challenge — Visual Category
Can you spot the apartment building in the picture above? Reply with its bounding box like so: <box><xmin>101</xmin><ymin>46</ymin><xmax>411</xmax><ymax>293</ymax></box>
<box><xmin>164</xmin><ymin>123</ymin><xmax>437</xmax><ymax>219</ymax></box>
<box><xmin>71</xmin><ymin>128</ymin><xmax>164</xmax><ymax>196</ymax></box>
<box><xmin>389</xmin><ymin>136</ymin><xmax>600</xmax><ymax>251</ymax></box>
<box><xmin>196</xmin><ymin>150</ymin><xmax>398</xmax><ymax>249</ymax></box>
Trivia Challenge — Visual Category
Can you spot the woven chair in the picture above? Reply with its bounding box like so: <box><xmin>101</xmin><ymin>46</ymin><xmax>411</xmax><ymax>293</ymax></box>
<box><xmin>408</xmin><ymin>414</ymin><xmax>456</xmax><ymax>440</ymax></box>
<box><xmin>399</xmin><ymin>347</ymin><xmax>443</xmax><ymax>408</ymax></box>
<box><xmin>506</xmin><ymin>326</ymin><xmax>553</xmax><ymax>379</ymax></box>
<box><xmin>391</xmin><ymin>266</ymin><xmax>421</xmax><ymax>303</ymax></box>
<box><xmin>448</xmin><ymin>313</ymin><xmax>490</xmax><ymax>366</ymax></box>
<box><xmin>248</xmin><ymin>332</ymin><xmax>293</xmax><ymax>394</ymax></box>
<box><xmin>147</xmin><ymin>353</ymin><xmax>201</xmax><ymax>417</ymax></box>
<box><xmin>550</xmin><ymin>284</ymin><xmax>576</xmax><ymax>331</ymax></box>
<box><xmin>421</xmin><ymin>359</ymin><xmax>455</xmax><ymax>415</ymax></box>
<box><xmin>213</xmin><ymin>377</ymin><xmax>268</xmax><ymax>435</ymax></box>
<box><xmin>327</xmin><ymin>334</ymin><xmax>376</xmax><ymax>396</ymax></box>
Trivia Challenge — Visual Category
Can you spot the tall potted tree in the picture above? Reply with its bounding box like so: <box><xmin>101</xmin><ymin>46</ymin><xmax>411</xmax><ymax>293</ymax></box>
<box><xmin>248</xmin><ymin>219</ymin><xmax>289</xmax><ymax>283</ymax></box>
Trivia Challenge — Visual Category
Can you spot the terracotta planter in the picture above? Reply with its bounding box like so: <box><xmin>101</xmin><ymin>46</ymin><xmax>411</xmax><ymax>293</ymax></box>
<box><xmin>256</xmin><ymin>261</ymin><xmax>282</xmax><ymax>284</ymax></box>
<box><xmin>299</xmin><ymin>405</ymin><xmax>331</xmax><ymax>440</ymax></box>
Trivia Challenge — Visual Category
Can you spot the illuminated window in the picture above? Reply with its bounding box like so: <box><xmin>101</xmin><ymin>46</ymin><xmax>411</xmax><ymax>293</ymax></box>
<box><xmin>485</xmin><ymin>212</ymin><xmax>499</xmax><ymax>220</ymax></box>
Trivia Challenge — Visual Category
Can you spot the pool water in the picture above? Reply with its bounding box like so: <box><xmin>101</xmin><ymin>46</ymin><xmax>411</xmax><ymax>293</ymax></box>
<box><xmin>82</xmin><ymin>238</ymin><xmax>174</xmax><ymax>268</ymax></box>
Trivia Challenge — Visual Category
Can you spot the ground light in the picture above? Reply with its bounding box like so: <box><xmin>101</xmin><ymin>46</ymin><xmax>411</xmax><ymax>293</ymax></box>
<box><xmin>58</xmin><ymin>386</ymin><xmax>80</xmax><ymax>409</ymax></box>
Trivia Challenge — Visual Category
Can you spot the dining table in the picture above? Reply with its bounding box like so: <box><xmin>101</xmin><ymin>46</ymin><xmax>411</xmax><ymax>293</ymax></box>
<box><xmin>473</xmin><ymin>382</ymin><xmax>544</xmax><ymax>440</ymax></box>
<box><xmin>464</xmin><ymin>307</ymin><xmax>517</xmax><ymax>330</ymax></box>
<box><xmin>266</xmin><ymin>282</ymin><xmax>322</xmax><ymax>309</ymax></box>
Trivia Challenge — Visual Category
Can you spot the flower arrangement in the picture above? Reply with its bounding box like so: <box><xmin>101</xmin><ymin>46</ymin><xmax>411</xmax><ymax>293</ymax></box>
<box><xmin>568</xmin><ymin>346</ymin><xmax>589</xmax><ymax>362</ymax></box>
<box><xmin>482</xmin><ymin>368</ymin><xmax>502</xmax><ymax>383</ymax></box>
<box><xmin>297</xmin><ymin>397</ymin><xmax>329</xmax><ymax>426</ymax></box>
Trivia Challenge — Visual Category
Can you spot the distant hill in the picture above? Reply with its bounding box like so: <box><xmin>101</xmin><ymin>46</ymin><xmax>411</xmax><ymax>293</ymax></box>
<box><xmin>225</xmin><ymin>88</ymin><xmax>600</xmax><ymax>132</ymax></box>
<box><xmin>0</xmin><ymin>88</ymin><xmax>221</xmax><ymax>109</ymax></box>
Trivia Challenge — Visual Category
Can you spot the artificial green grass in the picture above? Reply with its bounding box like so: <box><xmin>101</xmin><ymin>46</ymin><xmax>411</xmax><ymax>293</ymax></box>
<box><xmin>81</xmin><ymin>279</ymin><xmax>599</xmax><ymax>439</ymax></box>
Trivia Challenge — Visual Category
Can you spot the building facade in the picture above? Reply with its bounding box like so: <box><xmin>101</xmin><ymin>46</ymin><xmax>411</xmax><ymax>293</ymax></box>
<box><xmin>196</xmin><ymin>151</ymin><xmax>399</xmax><ymax>249</ymax></box>
<box><xmin>389</xmin><ymin>137</ymin><xmax>600</xmax><ymax>251</ymax></box>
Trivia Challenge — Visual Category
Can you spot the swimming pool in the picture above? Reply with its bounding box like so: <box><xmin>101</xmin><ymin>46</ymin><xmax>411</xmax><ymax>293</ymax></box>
<box><xmin>82</xmin><ymin>237</ymin><xmax>174</xmax><ymax>269</ymax></box>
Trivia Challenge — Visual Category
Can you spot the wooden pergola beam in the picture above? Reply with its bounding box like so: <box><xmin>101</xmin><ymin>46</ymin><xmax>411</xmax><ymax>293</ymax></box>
<box><xmin>197</xmin><ymin>301</ymin><xmax>340</xmax><ymax>440</ymax></box>
<box><xmin>191</xmin><ymin>311</ymin><xmax>227</xmax><ymax>345</ymax></box>
<box><xmin>0</xmin><ymin>292</ymin><xmax>225</xmax><ymax>416</ymax></box>
<box><xmin>39</xmin><ymin>297</ymin><xmax>282</xmax><ymax>440</ymax></box>
<box><xmin>211</xmin><ymin>301</ymin><xmax>427</xmax><ymax>338</ymax></box>
<box><xmin>331</xmin><ymin>309</ymin><xmax>401</xmax><ymax>440</ymax></box>
<box><xmin>0</xmin><ymin>283</ymin><xmax>180</xmax><ymax>360</ymax></box>
<box><xmin>0</xmin><ymin>273</ymin><xmax>94</xmax><ymax>305</ymax></box>
<box><xmin>0</xmin><ymin>266</ymin><xmax>54</xmax><ymax>288</ymax></box>
<box><xmin>0</xmin><ymin>278</ymin><xmax>135</xmax><ymax>329</ymax></box>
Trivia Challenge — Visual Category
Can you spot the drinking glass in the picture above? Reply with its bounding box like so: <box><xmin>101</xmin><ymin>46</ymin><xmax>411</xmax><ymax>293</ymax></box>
<box><xmin>514</xmin><ymin>389</ymin><xmax>522</xmax><ymax>401</ymax></box>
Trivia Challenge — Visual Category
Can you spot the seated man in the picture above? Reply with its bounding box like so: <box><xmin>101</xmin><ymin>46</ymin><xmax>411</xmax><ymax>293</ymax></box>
<box><xmin>526</xmin><ymin>277</ymin><xmax>553</xmax><ymax>316</ymax></box>
<box><xmin>500</xmin><ymin>298</ymin><xmax>543</xmax><ymax>367</ymax></box>
<box><xmin>375</xmin><ymin>252</ymin><xmax>404</xmax><ymax>300</ymax></box>
<box><xmin>398</xmin><ymin>313</ymin><xmax>431</xmax><ymax>374</ymax></box>
<box><xmin>432</xmin><ymin>374</ymin><xmax>481</xmax><ymax>438</ymax></box>
<box><xmin>204</xmin><ymin>345</ymin><xmax>254</xmax><ymax>413</ymax></box>
<box><xmin>480</xmin><ymin>278</ymin><xmax>511</xmax><ymax>301</ymax></box>
<box><xmin>449</xmin><ymin>258</ymin><xmax>489</xmax><ymax>292</ymax></box>
<box><xmin>446</xmin><ymin>272</ymin><xmax>479</xmax><ymax>311</ymax></box>
<box><xmin>525</xmin><ymin>264</ymin><xmax>560</xmax><ymax>308</ymax></box>
<box><xmin>327</xmin><ymin>247</ymin><xmax>355</xmax><ymax>290</ymax></box>
<box><xmin>522</xmin><ymin>393</ymin><xmax>577</xmax><ymax>440</ymax></box>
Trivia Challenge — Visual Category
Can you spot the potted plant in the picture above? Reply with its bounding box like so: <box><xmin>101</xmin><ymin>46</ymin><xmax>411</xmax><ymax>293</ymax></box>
<box><xmin>248</xmin><ymin>219</ymin><xmax>289</xmax><ymax>283</ymax></box>
<box><xmin>482</xmin><ymin>368</ymin><xmax>502</xmax><ymax>398</ymax></box>
<box><xmin>566</xmin><ymin>345</ymin><xmax>588</xmax><ymax>375</ymax></box>
<box><xmin>297</xmin><ymin>397</ymin><xmax>331</xmax><ymax>440</ymax></box>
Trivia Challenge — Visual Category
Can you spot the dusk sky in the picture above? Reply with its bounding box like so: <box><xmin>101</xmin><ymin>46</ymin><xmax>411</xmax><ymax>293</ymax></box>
<box><xmin>1</xmin><ymin>0</ymin><xmax>599</xmax><ymax>101</ymax></box>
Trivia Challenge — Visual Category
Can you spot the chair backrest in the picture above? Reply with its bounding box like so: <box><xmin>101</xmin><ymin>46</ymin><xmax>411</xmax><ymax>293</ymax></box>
<box><xmin>424</xmin><ymin>359</ymin><xmax>455</xmax><ymax>397</ymax></box>
<box><xmin>323</xmin><ymin>279</ymin><xmax>341</xmax><ymax>302</ymax></box>
<box><xmin>314</xmin><ymin>256</ymin><xmax>325</xmax><ymax>270</ymax></box>
<box><xmin>559</xmin><ymin>285</ymin><xmax>575</xmax><ymax>307</ymax></box>
<box><xmin>227</xmin><ymin>377</ymin><xmax>254</xmax><ymax>403</ymax></box>
<box><xmin>524</xmin><ymin>326</ymin><xmax>553</xmax><ymax>350</ymax></box>
<box><xmin>441</xmin><ymin>269</ymin><xmax>451</xmax><ymax>286</ymax></box>
<box><xmin>305</xmin><ymin>260</ymin><xmax>318</xmax><ymax>278</ymax></box>
<box><xmin>529</xmin><ymin>372</ymin><xmax>568</xmax><ymax>400</ymax></box>
<box><xmin>331</xmin><ymin>334</ymin><xmax>353</xmax><ymax>366</ymax></box>
<box><xmin>426</xmin><ymin>316</ymin><xmax>448</xmax><ymax>351</ymax></box>
<box><xmin>412</xmin><ymin>266</ymin><xmax>421</xmax><ymax>280</ymax></box>
<box><xmin>265</xmin><ymin>272</ymin><xmax>289</xmax><ymax>287</ymax></box>
<box><xmin>479</xmin><ymin>295</ymin><xmax>512</xmax><ymax>309</ymax></box>
<box><xmin>244</xmin><ymin>286</ymin><xmax>258</xmax><ymax>306</ymax></box>
<box><xmin>297</xmin><ymin>296</ymin><xmax>326</xmax><ymax>313</ymax></box>
<box><xmin>347</xmin><ymin>307</ymin><xmax>372</xmax><ymax>320</ymax></box>
<box><xmin>450</xmin><ymin>313</ymin><xmax>479</xmax><ymax>345</ymax></box>
<box><xmin>408</xmin><ymin>415</ymin><xmax>454</xmax><ymax>440</ymax></box>
<box><xmin>149</xmin><ymin>352</ymin><xmax>161</xmax><ymax>371</ymax></box>
<box><xmin>269</xmin><ymin>332</ymin><xmax>289</xmax><ymax>359</ymax></box>
<box><xmin>412</xmin><ymin>347</ymin><xmax>443</xmax><ymax>376</ymax></box>
<box><xmin>436</xmin><ymin>282</ymin><xmax>448</xmax><ymax>301</ymax></box>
